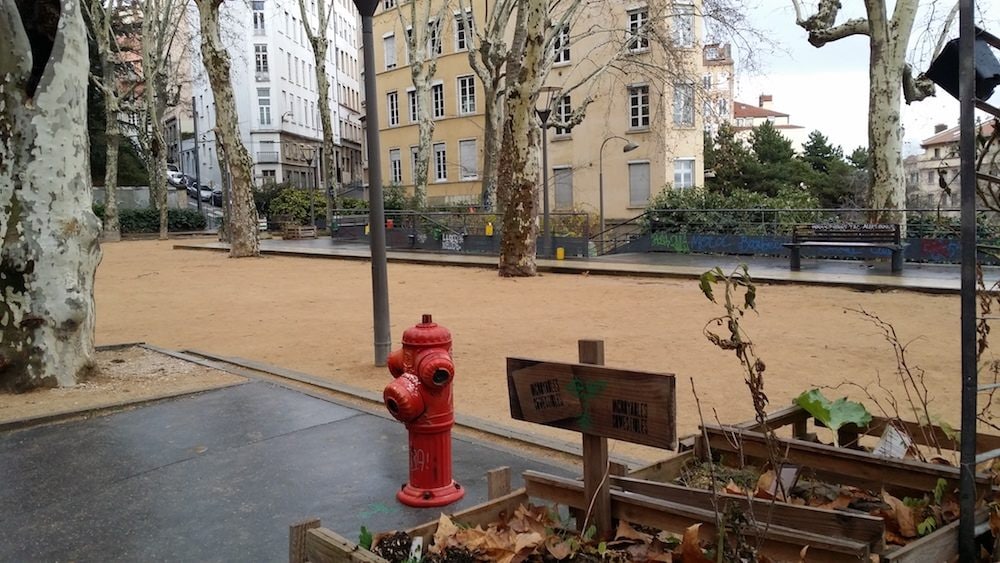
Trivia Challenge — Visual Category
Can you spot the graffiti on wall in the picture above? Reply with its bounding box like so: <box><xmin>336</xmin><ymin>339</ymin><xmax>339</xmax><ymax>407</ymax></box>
<box><xmin>442</xmin><ymin>233</ymin><xmax>463</xmax><ymax>251</ymax></box>
<box><xmin>650</xmin><ymin>232</ymin><xmax>689</xmax><ymax>252</ymax></box>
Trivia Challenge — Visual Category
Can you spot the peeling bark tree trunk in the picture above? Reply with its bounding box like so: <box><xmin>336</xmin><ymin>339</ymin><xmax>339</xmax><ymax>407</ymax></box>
<box><xmin>195</xmin><ymin>0</ymin><xmax>259</xmax><ymax>257</ymax></box>
<box><xmin>496</xmin><ymin>0</ymin><xmax>545</xmax><ymax>277</ymax></box>
<box><xmin>405</xmin><ymin>0</ymin><xmax>440</xmax><ymax>208</ymax></box>
<box><xmin>0</xmin><ymin>0</ymin><xmax>103</xmax><ymax>392</ymax></box>
<box><xmin>299</xmin><ymin>0</ymin><xmax>339</xmax><ymax>224</ymax></box>
<box><xmin>792</xmin><ymin>0</ymin><xmax>923</xmax><ymax>231</ymax></box>
<box><xmin>141</xmin><ymin>7</ymin><xmax>170</xmax><ymax>240</ymax></box>
<box><xmin>480</xmin><ymin>85</ymin><xmax>503</xmax><ymax>209</ymax></box>
<box><xmin>90</xmin><ymin>0</ymin><xmax>122</xmax><ymax>242</ymax></box>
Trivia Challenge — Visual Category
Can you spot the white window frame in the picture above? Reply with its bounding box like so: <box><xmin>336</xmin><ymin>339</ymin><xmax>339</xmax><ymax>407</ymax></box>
<box><xmin>257</xmin><ymin>88</ymin><xmax>271</xmax><ymax>126</ymax></box>
<box><xmin>407</xmin><ymin>88</ymin><xmax>418</xmax><ymax>122</ymax></box>
<box><xmin>458</xmin><ymin>138</ymin><xmax>478</xmax><ymax>180</ymax></box>
<box><xmin>628</xmin><ymin>160</ymin><xmax>652</xmax><ymax>207</ymax></box>
<box><xmin>553</xmin><ymin>24</ymin><xmax>570</xmax><ymax>65</ymax></box>
<box><xmin>389</xmin><ymin>148</ymin><xmax>402</xmax><ymax>184</ymax></box>
<box><xmin>457</xmin><ymin>75</ymin><xmax>476</xmax><ymax>115</ymax></box>
<box><xmin>432</xmin><ymin>83</ymin><xmax>445</xmax><ymax>119</ymax></box>
<box><xmin>454</xmin><ymin>11</ymin><xmax>472</xmax><ymax>51</ymax></box>
<box><xmin>672</xmin><ymin>0</ymin><xmax>695</xmax><ymax>48</ymax></box>
<box><xmin>387</xmin><ymin>91</ymin><xmax>399</xmax><ymax>126</ymax></box>
<box><xmin>428</xmin><ymin>19</ymin><xmax>442</xmax><ymax>56</ymax></box>
<box><xmin>628</xmin><ymin>7</ymin><xmax>649</xmax><ymax>52</ymax></box>
<box><xmin>554</xmin><ymin>95</ymin><xmax>572</xmax><ymax>136</ymax></box>
<box><xmin>553</xmin><ymin>165</ymin><xmax>574</xmax><ymax>210</ymax></box>
<box><xmin>673</xmin><ymin>82</ymin><xmax>694</xmax><ymax>127</ymax></box>
<box><xmin>383</xmin><ymin>0</ymin><xmax>396</xmax><ymax>8</ymax></box>
<box><xmin>253</xmin><ymin>1</ymin><xmax>266</xmax><ymax>33</ymax></box>
<box><xmin>673</xmin><ymin>157</ymin><xmax>695</xmax><ymax>189</ymax></box>
<box><xmin>383</xmin><ymin>33</ymin><xmax>396</xmax><ymax>70</ymax></box>
<box><xmin>433</xmin><ymin>142</ymin><xmax>447</xmax><ymax>182</ymax></box>
<box><xmin>628</xmin><ymin>84</ymin><xmax>650</xmax><ymax>130</ymax></box>
<box><xmin>254</xmin><ymin>44</ymin><xmax>269</xmax><ymax>74</ymax></box>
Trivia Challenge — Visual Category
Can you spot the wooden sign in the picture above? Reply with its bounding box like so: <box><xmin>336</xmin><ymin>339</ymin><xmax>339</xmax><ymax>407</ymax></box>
<box><xmin>507</xmin><ymin>357</ymin><xmax>677</xmax><ymax>450</ymax></box>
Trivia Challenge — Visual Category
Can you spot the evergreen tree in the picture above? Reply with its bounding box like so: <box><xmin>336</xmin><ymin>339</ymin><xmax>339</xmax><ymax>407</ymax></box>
<box><xmin>705</xmin><ymin>123</ymin><xmax>754</xmax><ymax>195</ymax></box>
<box><xmin>747</xmin><ymin>121</ymin><xmax>811</xmax><ymax>197</ymax></box>
<box><xmin>801</xmin><ymin>130</ymin><xmax>844</xmax><ymax>174</ymax></box>
<box><xmin>751</xmin><ymin>121</ymin><xmax>795</xmax><ymax>164</ymax></box>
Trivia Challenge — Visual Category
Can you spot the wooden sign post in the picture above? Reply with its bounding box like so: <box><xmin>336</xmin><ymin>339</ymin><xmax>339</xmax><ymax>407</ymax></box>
<box><xmin>507</xmin><ymin>340</ymin><xmax>677</xmax><ymax>540</ymax></box>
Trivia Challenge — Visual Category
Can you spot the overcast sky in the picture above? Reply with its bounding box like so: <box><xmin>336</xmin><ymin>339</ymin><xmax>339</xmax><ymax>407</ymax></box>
<box><xmin>731</xmin><ymin>0</ymin><xmax>998</xmax><ymax>154</ymax></box>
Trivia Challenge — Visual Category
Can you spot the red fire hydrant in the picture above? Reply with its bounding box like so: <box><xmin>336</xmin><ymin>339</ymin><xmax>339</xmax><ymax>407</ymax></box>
<box><xmin>383</xmin><ymin>314</ymin><xmax>464</xmax><ymax>507</ymax></box>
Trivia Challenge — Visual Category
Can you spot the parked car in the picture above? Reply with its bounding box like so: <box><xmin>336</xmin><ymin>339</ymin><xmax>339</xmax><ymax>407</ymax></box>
<box><xmin>166</xmin><ymin>164</ymin><xmax>186</xmax><ymax>188</ymax></box>
<box><xmin>184</xmin><ymin>176</ymin><xmax>200</xmax><ymax>199</ymax></box>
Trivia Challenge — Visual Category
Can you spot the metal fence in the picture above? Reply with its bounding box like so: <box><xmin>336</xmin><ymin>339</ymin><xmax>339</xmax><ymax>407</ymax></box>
<box><xmin>329</xmin><ymin>209</ymin><xmax>592</xmax><ymax>239</ymax></box>
<box><xmin>595</xmin><ymin>208</ymin><xmax>1000</xmax><ymax>255</ymax></box>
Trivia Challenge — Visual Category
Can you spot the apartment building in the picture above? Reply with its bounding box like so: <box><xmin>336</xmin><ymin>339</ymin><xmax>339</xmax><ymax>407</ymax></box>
<box><xmin>731</xmin><ymin>94</ymin><xmax>808</xmax><ymax>151</ymax></box>
<box><xmin>372</xmin><ymin>0</ymin><xmax>707</xmax><ymax>221</ymax></box>
<box><xmin>178</xmin><ymin>0</ymin><xmax>363</xmax><ymax>190</ymax></box>
<box><xmin>906</xmin><ymin>122</ymin><xmax>999</xmax><ymax>207</ymax></box>
<box><xmin>702</xmin><ymin>43</ymin><xmax>734</xmax><ymax>137</ymax></box>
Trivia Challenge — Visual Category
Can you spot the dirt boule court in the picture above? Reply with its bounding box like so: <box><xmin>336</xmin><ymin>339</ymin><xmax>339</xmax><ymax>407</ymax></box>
<box><xmin>94</xmin><ymin>239</ymin><xmax>986</xmax><ymax>462</ymax></box>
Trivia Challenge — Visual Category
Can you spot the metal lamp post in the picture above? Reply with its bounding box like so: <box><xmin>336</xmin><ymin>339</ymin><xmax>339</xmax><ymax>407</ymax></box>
<box><xmin>304</xmin><ymin>148</ymin><xmax>317</xmax><ymax>228</ymax></box>
<box><xmin>535</xmin><ymin>86</ymin><xmax>560</xmax><ymax>259</ymax></box>
<box><xmin>353</xmin><ymin>0</ymin><xmax>391</xmax><ymax>367</ymax></box>
<box><xmin>598</xmin><ymin>136</ymin><xmax>639</xmax><ymax>254</ymax></box>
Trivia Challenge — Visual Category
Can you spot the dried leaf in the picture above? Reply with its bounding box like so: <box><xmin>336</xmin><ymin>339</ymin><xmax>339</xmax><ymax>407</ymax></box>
<box><xmin>816</xmin><ymin>494</ymin><xmax>854</xmax><ymax>511</ymax></box>
<box><xmin>615</xmin><ymin>520</ymin><xmax>653</xmax><ymax>543</ymax></box>
<box><xmin>680</xmin><ymin>524</ymin><xmax>713</xmax><ymax>563</ymax></box>
<box><xmin>513</xmin><ymin>531</ymin><xmax>543</xmax><ymax>553</ymax></box>
<box><xmin>545</xmin><ymin>539</ymin><xmax>575</xmax><ymax>560</ymax></box>
<box><xmin>723</xmin><ymin>480</ymin><xmax>746</xmax><ymax>496</ymax></box>
<box><xmin>755</xmin><ymin>470</ymin><xmax>776</xmax><ymax>500</ymax></box>
<box><xmin>882</xmin><ymin>490</ymin><xmax>918</xmax><ymax>538</ymax></box>
<box><xmin>432</xmin><ymin>513</ymin><xmax>459</xmax><ymax>550</ymax></box>
<box><xmin>798</xmin><ymin>545</ymin><xmax>809</xmax><ymax>562</ymax></box>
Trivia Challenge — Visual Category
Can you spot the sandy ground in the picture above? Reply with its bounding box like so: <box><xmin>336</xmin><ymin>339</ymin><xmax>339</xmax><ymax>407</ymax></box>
<box><xmin>0</xmin><ymin>346</ymin><xmax>245</xmax><ymax>423</ymax></box>
<box><xmin>90</xmin><ymin>239</ymin><xmax>987</xmax><ymax>464</ymax></box>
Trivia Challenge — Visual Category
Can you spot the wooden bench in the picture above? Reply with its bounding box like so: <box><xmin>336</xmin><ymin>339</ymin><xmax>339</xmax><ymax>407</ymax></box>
<box><xmin>282</xmin><ymin>224</ymin><xmax>317</xmax><ymax>240</ymax></box>
<box><xmin>783</xmin><ymin>223</ymin><xmax>904</xmax><ymax>272</ymax></box>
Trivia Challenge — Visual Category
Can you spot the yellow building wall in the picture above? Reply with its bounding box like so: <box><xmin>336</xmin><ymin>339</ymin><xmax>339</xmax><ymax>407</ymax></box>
<box><xmin>372</xmin><ymin>0</ymin><xmax>705</xmax><ymax>217</ymax></box>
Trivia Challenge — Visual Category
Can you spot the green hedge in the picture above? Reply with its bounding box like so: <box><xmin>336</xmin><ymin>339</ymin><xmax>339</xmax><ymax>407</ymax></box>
<box><xmin>92</xmin><ymin>205</ymin><xmax>207</xmax><ymax>233</ymax></box>
<box><xmin>644</xmin><ymin>187</ymin><xmax>821</xmax><ymax>235</ymax></box>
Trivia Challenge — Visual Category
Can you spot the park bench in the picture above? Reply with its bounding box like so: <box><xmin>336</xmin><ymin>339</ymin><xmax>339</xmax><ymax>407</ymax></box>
<box><xmin>783</xmin><ymin>223</ymin><xmax>904</xmax><ymax>272</ymax></box>
<box><xmin>282</xmin><ymin>223</ymin><xmax>317</xmax><ymax>240</ymax></box>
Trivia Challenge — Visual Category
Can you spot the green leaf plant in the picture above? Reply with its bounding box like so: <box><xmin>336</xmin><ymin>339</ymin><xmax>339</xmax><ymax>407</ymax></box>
<box><xmin>794</xmin><ymin>389</ymin><xmax>872</xmax><ymax>447</ymax></box>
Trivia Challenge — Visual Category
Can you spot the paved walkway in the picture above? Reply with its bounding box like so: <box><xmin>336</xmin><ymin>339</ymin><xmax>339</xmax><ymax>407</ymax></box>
<box><xmin>0</xmin><ymin>380</ymin><xmax>569</xmax><ymax>561</ymax></box>
<box><xmin>175</xmin><ymin>237</ymin><xmax>999</xmax><ymax>294</ymax></box>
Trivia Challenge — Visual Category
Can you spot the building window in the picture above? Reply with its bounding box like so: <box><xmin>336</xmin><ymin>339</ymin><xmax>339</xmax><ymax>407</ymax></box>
<box><xmin>262</xmin><ymin>169</ymin><xmax>276</xmax><ymax>183</ymax></box>
<box><xmin>389</xmin><ymin>148</ymin><xmax>402</xmax><ymax>184</ymax></box>
<box><xmin>554</xmin><ymin>167</ymin><xmax>573</xmax><ymax>210</ymax></box>
<box><xmin>257</xmin><ymin>88</ymin><xmax>271</xmax><ymax>125</ymax></box>
<box><xmin>629</xmin><ymin>161</ymin><xmax>651</xmax><ymax>206</ymax></box>
<box><xmin>673</xmin><ymin>83</ymin><xmax>694</xmax><ymax>126</ymax></box>
<box><xmin>429</xmin><ymin>19</ymin><xmax>442</xmax><ymax>55</ymax></box>
<box><xmin>672</xmin><ymin>1</ymin><xmax>694</xmax><ymax>48</ymax></box>
<box><xmin>432</xmin><ymin>83</ymin><xmax>445</xmax><ymax>118</ymax></box>
<box><xmin>628</xmin><ymin>85</ymin><xmax>649</xmax><ymax>129</ymax></box>
<box><xmin>553</xmin><ymin>25</ymin><xmax>570</xmax><ymax>64</ymax></box>
<box><xmin>383</xmin><ymin>34</ymin><xmax>396</xmax><ymax>69</ymax></box>
<box><xmin>253</xmin><ymin>1</ymin><xmax>265</xmax><ymax>33</ymax></box>
<box><xmin>255</xmin><ymin>44</ymin><xmax>269</xmax><ymax>74</ymax></box>
<box><xmin>674</xmin><ymin>158</ymin><xmax>694</xmax><ymax>188</ymax></box>
<box><xmin>387</xmin><ymin>91</ymin><xmax>399</xmax><ymax>126</ymax></box>
<box><xmin>717</xmin><ymin>98</ymin><xmax>728</xmax><ymax>118</ymax></box>
<box><xmin>407</xmin><ymin>90</ymin><xmax>418</xmax><ymax>122</ymax></box>
<box><xmin>455</xmin><ymin>12</ymin><xmax>471</xmax><ymax>51</ymax></box>
<box><xmin>702</xmin><ymin>74</ymin><xmax>711</xmax><ymax>89</ymax></box>
<box><xmin>934</xmin><ymin>147</ymin><xmax>941</xmax><ymax>158</ymax></box>
<box><xmin>433</xmin><ymin>142</ymin><xmax>447</xmax><ymax>181</ymax></box>
<box><xmin>405</xmin><ymin>27</ymin><xmax>413</xmax><ymax>64</ymax></box>
<box><xmin>628</xmin><ymin>8</ymin><xmax>649</xmax><ymax>51</ymax></box>
<box><xmin>457</xmin><ymin>75</ymin><xmax>476</xmax><ymax>114</ymax></box>
<box><xmin>383</xmin><ymin>0</ymin><xmax>395</xmax><ymax>8</ymax></box>
<box><xmin>927</xmin><ymin>171</ymin><xmax>935</xmax><ymax>184</ymax></box>
<box><xmin>410</xmin><ymin>145</ymin><xmax>419</xmax><ymax>180</ymax></box>
<box><xmin>554</xmin><ymin>95</ymin><xmax>572</xmax><ymax>135</ymax></box>
<box><xmin>459</xmin><ymin>139</ymin><xmax>477</xmax><ymax>179</ymax></box>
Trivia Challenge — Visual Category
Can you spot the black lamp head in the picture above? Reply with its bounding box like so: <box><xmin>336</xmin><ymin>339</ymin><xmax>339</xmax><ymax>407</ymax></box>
<box><xmin>925</xmin><ymin>28</ymin><xmax>1000</xmax><ymax>101</ymax></box>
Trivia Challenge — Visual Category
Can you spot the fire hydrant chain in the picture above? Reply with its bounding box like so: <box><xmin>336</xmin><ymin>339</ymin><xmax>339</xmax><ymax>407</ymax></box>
<box><xmin>382</xmin><ymin>314</ymin><xmax>465</xmax><ymax>508</ymax></box>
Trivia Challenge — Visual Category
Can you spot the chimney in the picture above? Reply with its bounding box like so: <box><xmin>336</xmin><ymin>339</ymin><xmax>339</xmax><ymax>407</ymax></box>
<box><xmin>934</xmin><ymin>123</ymin><xmax>947</xmax><ymax>133</ymax></box>
<box><xmin>759</xmin><ymin>94</ymin><xmax>773</xmax><ymax>109</ymax></box>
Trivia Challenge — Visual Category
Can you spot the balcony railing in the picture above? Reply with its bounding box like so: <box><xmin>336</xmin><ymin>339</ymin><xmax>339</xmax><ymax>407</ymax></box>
<box><xmin>257</xmin><ymin>151</ymin><xmax>279</xmax><ymax>163</ymax></box>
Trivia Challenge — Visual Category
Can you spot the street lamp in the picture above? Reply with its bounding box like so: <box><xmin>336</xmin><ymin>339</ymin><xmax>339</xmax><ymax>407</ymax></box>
<box><xmin>353</xmin><ymin>0</ymin><xmax>391</xmax><ymax>367</ymax></box>
<box><xmin>535</xmin><ymin>85</ymin><xmax>560</xmax><ymax>258</ymax></box>
<box><xmin>598</xmin><ymin>136</ymin><xmax>639</xmax><ymax>254</ymax></box>
<box><xmin>304</xmin><ymin>147</ymin><xmax>318</xmax><ymax>228</ymax></box>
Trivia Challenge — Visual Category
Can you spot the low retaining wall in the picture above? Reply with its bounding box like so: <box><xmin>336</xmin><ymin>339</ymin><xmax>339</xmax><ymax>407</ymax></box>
<box><xmin>333</xmin><ymin>226</ymin><xmax>589</xmax><ymax>257</ymax></box>
<box><xmin>617</xmin><ymin>232</ymin><xmax>997</xmax><ymax>265</ymax></box>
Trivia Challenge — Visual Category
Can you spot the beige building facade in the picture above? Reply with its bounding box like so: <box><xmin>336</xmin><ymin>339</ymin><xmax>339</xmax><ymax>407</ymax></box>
<box><xmin>372</xmin><ymin>0</ymin><xmax>708</xmax><ymax>221</ymax></box>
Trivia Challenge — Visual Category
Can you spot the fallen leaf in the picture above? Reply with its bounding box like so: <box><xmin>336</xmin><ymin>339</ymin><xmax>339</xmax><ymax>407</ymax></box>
<box><xmin>616</xmin><ymin>520</ymin><xmax>653</xmax><ymax>543</ymax></box>
<box><xmin>513</xmin><ymin>531</ymin><xmax>543</xmax><ymax>553</ymax></box>
<box><xmin>816</xmin><ymin>494</ymin><xmax>853</xmax><ymax>511</ymax></box>
<box><xmin>884</xmin><ymin>530</ymin><xmax>909</xmax><ymax>546</ymax></box>
<box><xmin>723</xmin><ymin>480</ymin><xmax>746</xmax><ymax>496</ymax></box>
<box><xmin>545</xmin><ymin>539</ymin><xmax>574</xmax><ymax>560</ymax></box>
<box><xmin>798</xmin><ymin>545</ymin><xmax>809</xmax><ymax>562</ymax></box>
<box><xmin>882</xmin><ymin>491</ymin><xmax>918</xmax><ymax>538</ymax></box>
<box><xmin>756</xmin><ymin>470</ymin><xmax>777</xmax><ymax>500</ymax></box>
<box><xmin>680</xmin><ymin>524</ymin><xmax>713</xmax><ymax>563</ymax></box>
